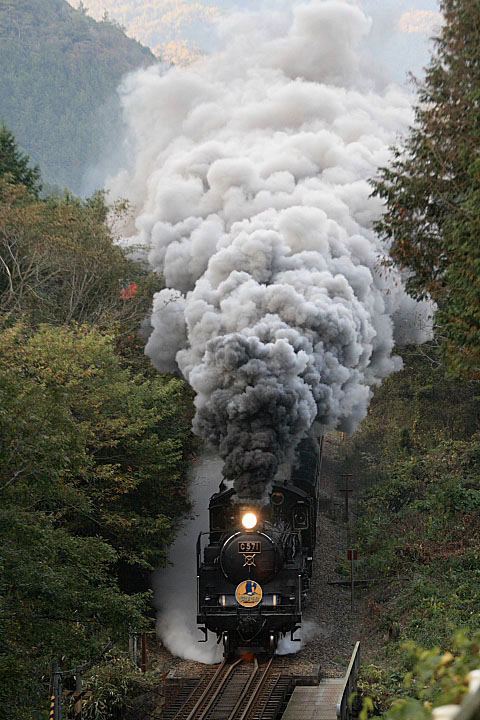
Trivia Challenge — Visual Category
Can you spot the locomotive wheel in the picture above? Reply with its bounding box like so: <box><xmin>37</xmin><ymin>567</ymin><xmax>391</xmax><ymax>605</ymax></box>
<box><xmin>268</xmin><ymin>631</ymin><xmax>278</xmax><ymax>657</ymax></box>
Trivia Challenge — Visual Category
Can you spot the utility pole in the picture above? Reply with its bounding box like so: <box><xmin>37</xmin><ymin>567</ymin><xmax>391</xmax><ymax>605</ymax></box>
<box><xmin>129</xmin><ymin>634</ymin><xmax>139</xmax><ymax>667</ymax></box>
<box><xmin>341</xmin><ymin>473</ymin><xmax>354</xmax><ymax>523</ymax></box>
<box><xmin>75</xmin><ymin>667</ymin><xmax>82</xmax><ymax>720</ymax></box>
<box><xmin>348</xmin><ymin>549</ymin><xmax>358</xmax><ymax>612</ymax></box>
<box><xmin>51</xmin><ymin>664</ymin><xmax>63</xmax><ymax>720</ymax></box>
<box><xmin>58</xmin><ymin>673</ymin><xmax>63</xmax><ymax>720</ymax></box>
<box><xmin>50</xmin><ymin>664</ymin><xmax>58</xmax><ymax>720</ymax></box>
<box><xmin>141</xmin><ymin>633</ymin><xmax>148</xmax><ymax>674</ymax></box>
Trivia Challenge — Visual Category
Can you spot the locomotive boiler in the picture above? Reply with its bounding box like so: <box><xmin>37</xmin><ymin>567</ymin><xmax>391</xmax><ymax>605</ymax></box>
<box><xmin>196</xmin><ymin>435</ymin><xmax>322</xmax><ymax>656</ymax></box>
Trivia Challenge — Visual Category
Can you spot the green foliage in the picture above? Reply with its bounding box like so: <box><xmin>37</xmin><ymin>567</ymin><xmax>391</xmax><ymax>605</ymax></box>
<box><xmin>0</xmin><ymin>513</ymin><xmax>148</xmax><ymax>719</ymax></box>
<box><xmin>0</xmin><ymin>323</ymin><xmax>194</xmax><ymax>717</ymax></box>
<box><xmin>0</xmin><ymin>148</ymin><xmax>198</xmax><ymax>715</ymax></box>
<box><xmin>350</xmin><ymin>356</ymin><xmax>480</xmax><ymax>639</ymax></box>
<box><xmin>0</xmin><ymin>124</ymin><xmax>41</xmax><ymax>197</ymax></box>
<box><xmin>0</xmin><ymin>0</ymin><xmax>156</xmax><ymax>193</ymax></box>
<box><xmin>357</xmin><ymin>665</ymin><xmax>411</xmax><ymax>718</ymax></box>
<box><xmin>437</xmin><ymin>175</ymin><xmax>480</xmax><ymax>377</ymax></box>
<box><xmin>0</xmin><ymin>177</ymin><xmax>160</xmax><ymax>332</ymax></box>
<box><xmin>76</xmin><ymin>653</ymin><xmax>163</xmax><ymax>720</ymax></box>
<box><xmin>344</xmin><ymin>345</ymin><xmax>479</xmax><ymax>485</ymax></box>
<box><xmin>1</xmin><ymin>323</ymin><xmax>192</xmax><ymax>571</ymax></box>
<box><xmin>347</xmin><ymin>346</ymin><xmax>480</xmax><ymax>716</ymax></box>
<box><xmin>372</xmin><ymin>0</ymin><xmax>480</xmax><ymax>378</ymax></box>
<box><xmin>359</xmin><ymin>632</ymin><xmax>480</xmax><ymax>719</ymax></box>
<box><xmin>0</xmin><ymin>108</ymin><xmax>197</xmax><ymax>717</ymax></box>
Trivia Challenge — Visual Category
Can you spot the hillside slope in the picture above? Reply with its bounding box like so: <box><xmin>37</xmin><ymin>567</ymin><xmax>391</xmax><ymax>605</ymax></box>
<box><xmin>342</xmin><ymin>344</ymin><xmax>480</xmax><ymax>715</ymax></box>
<box><xmin>67</xmin><ymin>0</ymin><xmax>221</xmax><ymax>63</ymax></box>
<box><xmin>0</xmin><ymin>0</ymin><xmax>156</xmax><ymax>193</ymax></box>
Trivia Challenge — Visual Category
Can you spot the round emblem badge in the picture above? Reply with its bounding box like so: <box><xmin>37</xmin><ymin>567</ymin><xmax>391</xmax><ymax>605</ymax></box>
<box><xmin>235</xmin><ymin>580</ymin><xmax>263</xmax><ymax>607</ymax></box>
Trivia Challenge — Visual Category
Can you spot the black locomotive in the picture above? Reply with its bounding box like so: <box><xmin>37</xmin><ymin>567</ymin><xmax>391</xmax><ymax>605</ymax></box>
<box><xmin>196</xmin><ymin>434</ymin><xmax>323</xmax><ymax>656</ymax></box>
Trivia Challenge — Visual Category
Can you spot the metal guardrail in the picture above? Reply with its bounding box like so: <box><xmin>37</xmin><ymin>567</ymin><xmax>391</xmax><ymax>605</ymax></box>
<box><xmin>336</xmin><ymin>641</ymin><xmax>360</xmax><ymax>720</ymax></box>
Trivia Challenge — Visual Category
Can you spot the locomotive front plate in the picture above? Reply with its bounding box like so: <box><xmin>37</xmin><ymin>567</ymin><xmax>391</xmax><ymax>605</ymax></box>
<box><xmin>238</xmin><ymin>541</ymin><xmax>261</xmax><ymax>553</ymax></box>
<box><xmin>235</xmin><ymin>580</ymin><xmax>263</xmax><ymax>607</ymax></box>
<box><xmin>220</xmin><ymin>531</ymin><xmax>279</xmax><ymax>583</ymax></box>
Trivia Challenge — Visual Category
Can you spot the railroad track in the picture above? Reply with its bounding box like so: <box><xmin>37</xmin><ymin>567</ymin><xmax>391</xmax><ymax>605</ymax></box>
<box><xmin>164</xmin><ymin>655</ymin><xmax>293</xmax><ymax>720</ymax></box>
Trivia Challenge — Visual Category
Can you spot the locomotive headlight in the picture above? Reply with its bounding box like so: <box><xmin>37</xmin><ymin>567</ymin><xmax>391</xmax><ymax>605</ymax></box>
<box><xmin>241</xmin><ymin>511</ymin><xmax>257</xmax><ymax>530</ymax></box>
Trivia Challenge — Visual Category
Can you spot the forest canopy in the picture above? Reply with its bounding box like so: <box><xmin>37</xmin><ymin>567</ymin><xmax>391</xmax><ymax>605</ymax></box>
<box><xmin>0</xmin><ymin>0</ymin><xmax>156</xmax><ymax>193</ymax></box>
<box><xmin>0</xmin><ymin>130</ymin><xmax>196</xmax><ymax>719</ymax></box>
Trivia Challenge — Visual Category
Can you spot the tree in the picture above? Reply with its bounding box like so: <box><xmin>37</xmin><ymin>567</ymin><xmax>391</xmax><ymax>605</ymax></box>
<box><xmin>0</xmin><ymin>178</ymin><xmax>160</xmax><ymax>336</ymax></box>
<box><xmin>0</xmin><ymin>512</ymin><xmax>148</xmax><ymax>719</ymax></box>
<box><xmin>373</xmin><ymin>0</ymin><xmax>480</xmax><ymax>378</ymax></box>
<box><xmin>0</xmin><ymin>324</ymin><xmax>193</xmax><ymax>574</ymax></box>
<box><xmin>0</xmin><ymin>323</ymin><xmax>194</xmax><ymax>717</ymax></box>
<box><xmin>0</xmin><ymin>124</ymin><xmax>41</xmax><ymax>197</ymax></box>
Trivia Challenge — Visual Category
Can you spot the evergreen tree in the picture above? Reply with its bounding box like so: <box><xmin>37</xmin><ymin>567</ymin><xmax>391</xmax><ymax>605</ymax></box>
<box><xmin>373</xmin><ymin>0</ymin><xmax>480</xmax><ymax>378</ymax></box>
<box><xmin>0</xmin><ymin>124</ymin><xmax>41</xmax><ymax>197</ymax></box>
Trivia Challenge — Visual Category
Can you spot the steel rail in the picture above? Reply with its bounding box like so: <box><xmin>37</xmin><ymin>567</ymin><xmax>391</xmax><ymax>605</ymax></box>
<box><xmin>187</xmin><ymin>657</ymin><xmax>249</xmax><ymax>720</ymax></box>
<box><xmin>197</xmin><ymin>656</ymin><xmax>248</xmax><ymax>720</ymax></box>
<box><xmin>183</xmin><ymin>659</ymin><xmax>228</xmax><ymax>720</ymax></box>
<box><xmin>238</xmin><ymin>657</ymin><xmax>274</xmax><ymax>720</ymax></box>
<box><xmin>226</xmin><ymin>657</ymin><xmax>259</xmax><ymax>720</ymax></box>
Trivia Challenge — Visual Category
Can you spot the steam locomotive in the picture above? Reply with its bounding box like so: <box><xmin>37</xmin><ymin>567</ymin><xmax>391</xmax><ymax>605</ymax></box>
<box><xmin>196</xmin><ymin>434</ymin><xmax>323</xmax><ymax>656</ymax></box>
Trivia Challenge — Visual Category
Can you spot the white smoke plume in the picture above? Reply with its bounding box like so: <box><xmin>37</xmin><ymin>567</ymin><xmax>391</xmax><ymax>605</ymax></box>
<box><xmin>154</xmin><ymin>452</ymin><xmax>223</xmax><ymax>663</ymax></box>
<box><xmin>276</xmin><ymin>618</ymin><xmax>319</xmax><ymax>655</ymax></box>
<box><xmin>110</xmin><ymin>0</ymin><xmax>432</xmax><ymax>504</ymax></box>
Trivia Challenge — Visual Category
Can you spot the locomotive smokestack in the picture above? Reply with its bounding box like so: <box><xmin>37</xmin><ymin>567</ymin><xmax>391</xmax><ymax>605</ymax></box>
<box><xmin>111</xmin><ymin>0</ymin><xmax>432</xmax><ymax>503</ymax></box>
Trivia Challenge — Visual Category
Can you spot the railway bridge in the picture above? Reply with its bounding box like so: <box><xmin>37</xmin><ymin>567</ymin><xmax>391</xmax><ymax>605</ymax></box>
<box><xmin>163</xmin><ymin>641</ymin><xmax>360</xmax><ymax>720</ymax></box>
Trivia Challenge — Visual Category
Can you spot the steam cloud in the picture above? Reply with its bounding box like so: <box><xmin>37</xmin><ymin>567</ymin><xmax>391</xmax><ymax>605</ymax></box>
<box><xmin>277</xmin><ymin>618</ymin><xmax>319</xmax><ymax>655</ymax></box>
<box><xmin>154</xmin><ymin>452</ymin><xmax>223</xmax><ymax>663</ymax></box>
<box><xmin>111</xmin><ymin>1</ymin><xmax>431</xmax><ymax>503</ymax></box>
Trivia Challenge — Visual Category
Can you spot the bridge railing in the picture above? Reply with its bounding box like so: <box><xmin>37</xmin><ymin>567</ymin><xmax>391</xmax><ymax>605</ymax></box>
<box><xmin>336</xmin><ymin>641</ymin><xmax>360</xmax><ymax>720</ymax></box>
